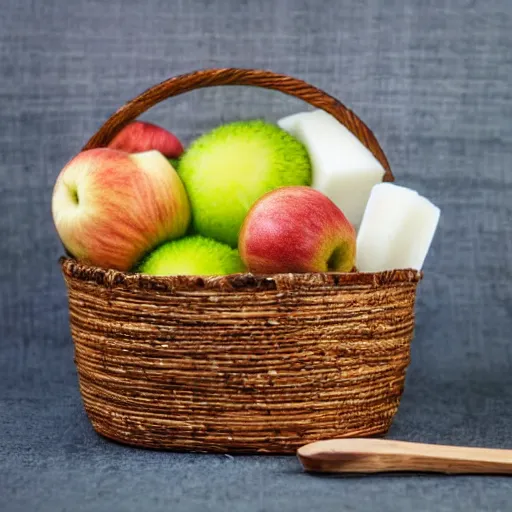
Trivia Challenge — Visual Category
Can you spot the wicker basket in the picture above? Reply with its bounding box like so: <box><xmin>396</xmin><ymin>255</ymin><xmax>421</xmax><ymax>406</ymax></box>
<box><xmin>60</xmin><ymin>68</ymin><xmax>422</xmax><ymax>454</ymax></box>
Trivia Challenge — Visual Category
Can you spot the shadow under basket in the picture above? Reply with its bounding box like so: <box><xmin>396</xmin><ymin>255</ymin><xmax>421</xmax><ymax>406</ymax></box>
<box><xmin>60</xmin><ymin>68</ymin><xmax>423</xmax><ymax>454</ymax></box>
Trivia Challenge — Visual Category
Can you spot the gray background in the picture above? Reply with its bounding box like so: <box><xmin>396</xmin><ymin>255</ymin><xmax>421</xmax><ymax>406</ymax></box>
<box><xmin>1</xmin><ymin>0</ymin><xmax>511</xmax><ymax>510</ymax></box>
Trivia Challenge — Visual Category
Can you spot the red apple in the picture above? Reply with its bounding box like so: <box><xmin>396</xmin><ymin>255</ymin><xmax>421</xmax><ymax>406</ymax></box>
<box><xmin>108</xmin><ymin>121</ymin><xmax>184</xmax><ymax>158</ymax></box>
<box><xmin>52</xmin><ymin>148</ymin><xmax>190</xmax><ymax>271</ymax></box>
<box><xmin>239</xmin><ymin>186</ymin><xmax>356</xmax><ymax>273</ymax></box>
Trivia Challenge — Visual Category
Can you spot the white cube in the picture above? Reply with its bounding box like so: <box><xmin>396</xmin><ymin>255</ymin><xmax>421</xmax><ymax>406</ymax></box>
<box><xmin>277</xmin><ymin>111</ymin><xmax>311</xmax><ymax>136</ymax></box>
<box><xmin>356</xmin><ymin>183</ymin><xmax>441</xmax><ymax>272</ymax></box>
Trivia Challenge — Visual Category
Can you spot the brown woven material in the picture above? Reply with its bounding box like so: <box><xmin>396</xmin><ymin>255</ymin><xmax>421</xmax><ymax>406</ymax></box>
<box><xmin>60</xmin><ymin>68</ymin><xmax>421</xmax><ymax>453</ymax></box>
<box><xmin>62</xmin><ymin>259</ymin><xmax>421</xmax><ymax>454</ymax></box>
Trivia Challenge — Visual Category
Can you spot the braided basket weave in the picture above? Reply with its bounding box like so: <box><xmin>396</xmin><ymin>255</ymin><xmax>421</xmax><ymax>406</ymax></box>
<box><xmin>61</xmin><ymin>68</ymin><xmax>422</xmax><ymax>454</ymax></box>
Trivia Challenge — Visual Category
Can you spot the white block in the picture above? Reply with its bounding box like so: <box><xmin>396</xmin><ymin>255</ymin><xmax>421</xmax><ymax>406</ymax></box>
<box><xmin>277</xmin><ymin>111</ymin><xmax>311</xmax><ymax>136</ymax></box>
<box><xmin>356</xmin><ymin>183</ymin><xmax>441</xmax><ymax>272</ymax></box>
<box><xmin>280</xmin><ymin>109</ymin><xmax>385</xmax><ymax>229</ymax></box>
<box><xmin>392</xmin><ymin>194</ymin><xmax>441</xmax><ymax>270</ymax></box>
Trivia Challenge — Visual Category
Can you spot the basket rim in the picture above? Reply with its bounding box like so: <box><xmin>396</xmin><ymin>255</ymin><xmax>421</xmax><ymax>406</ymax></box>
<box><xmin>60</xmin><ymin>257</ymin><xmax>423</xmax><ymax>292</ymax></box>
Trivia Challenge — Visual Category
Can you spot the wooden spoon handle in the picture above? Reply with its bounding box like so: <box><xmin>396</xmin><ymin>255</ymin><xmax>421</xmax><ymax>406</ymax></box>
<box><xmin>297</xmin><ymin>439</ymin><xmax>512</xmax><ymax>475</ymax></box>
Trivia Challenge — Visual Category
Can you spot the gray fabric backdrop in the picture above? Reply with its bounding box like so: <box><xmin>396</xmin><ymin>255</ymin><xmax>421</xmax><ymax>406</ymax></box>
<box><xmin>1</xmin><ymin>0</ymin><xmax>511</xmax><ymax>510</ymax></box>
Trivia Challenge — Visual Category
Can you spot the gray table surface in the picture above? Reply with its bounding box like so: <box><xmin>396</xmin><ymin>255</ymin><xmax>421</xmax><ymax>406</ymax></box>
<box><xmin>1</xmin><ymin>0</ymin><xmax>511</xmax><ymax>510</ymax></box>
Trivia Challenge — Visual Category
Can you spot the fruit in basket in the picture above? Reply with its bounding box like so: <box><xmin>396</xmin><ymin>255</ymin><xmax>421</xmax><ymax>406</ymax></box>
<box><xmin>108</xmin><ymin>121</ymin><xmax>184</xmax><ymax>158</ymax></box>
<box><xmin>178</xmin><ymin>120</ymin><xmax>312</xmax><ymax>248</ymax></box>
<box><xmin>138</xmin><ymin>235</ymin><xmax>245</xmax><ymax>276</ymax></box>
<box><xmin>239</xmin><ymin>186</ymin><xmax>356</xmax><ymax>274</ymax></box>
<box><xmin>278</xmin><ymin>110</ymin><xmax>385</xmax><ymax>229</ymax></box>
<box><xmin>52</xmin><ymin>148</ymin><xmax>190</xmax><ymax>271</ymax></box>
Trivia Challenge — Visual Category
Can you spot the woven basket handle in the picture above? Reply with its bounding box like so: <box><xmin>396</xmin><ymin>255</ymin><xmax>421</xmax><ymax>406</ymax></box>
<box><xmin>83</xmin><ymin>68</ymin><xmax>393</xmax><ymax>181</ymax></box>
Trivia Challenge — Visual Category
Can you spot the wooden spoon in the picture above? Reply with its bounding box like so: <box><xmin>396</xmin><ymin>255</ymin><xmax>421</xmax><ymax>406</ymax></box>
<box><xmin>297</xmin><ymin>438</ymin><xmax>512</xmax><ymax>475</ymax></box>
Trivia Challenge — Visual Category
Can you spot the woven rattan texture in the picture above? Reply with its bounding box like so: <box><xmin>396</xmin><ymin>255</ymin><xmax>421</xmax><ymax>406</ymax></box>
<box><xmin>62</xmin><ymin>259</ymin><xmax>421</xmax><ymax>453</ymax></box>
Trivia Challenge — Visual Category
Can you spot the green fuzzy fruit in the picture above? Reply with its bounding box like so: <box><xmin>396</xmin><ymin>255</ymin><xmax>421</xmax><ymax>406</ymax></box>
<box><xmin>138</xmin><ymin>235</ymin><xmax>245</xmax><ymax>276</ymax></box>
<box><xmin>178</xmin><ymin>120</ymin><xmax>312</xmax><ymax>247</ymax></box>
